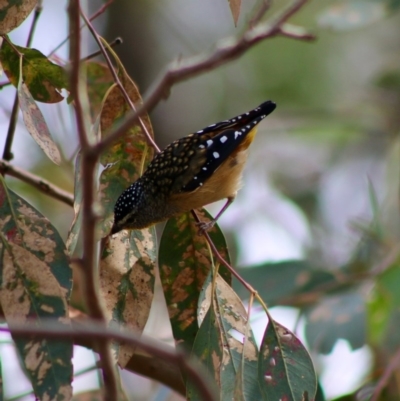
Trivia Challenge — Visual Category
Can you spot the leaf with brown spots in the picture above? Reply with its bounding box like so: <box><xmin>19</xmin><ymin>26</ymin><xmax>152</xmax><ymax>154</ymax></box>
<box><xmin>229</xmin><ymin>0</ymin><xmax>241</xmax><ymax>26</ymax></box>
<box><xmin>198</xmin><ymin>274</ymin><xmax>262</xmax><ymax>401</ymax></box>
<box><xmin>100</xmin><ymin>227</ymin><xmax>156</xmax><ymax>368</ymax></box>
<box><xmin>159</xmin><ymin>209</ymin><xmax>231</xmax><ymax>351</ymax></box>
<box><xmin>0</xmin><ymin>0</ymin><xmax>37</xmax><ymax>34</ymax></box>
<box><xmin>0</xmin><ymin>181</ymin><xmax>73</xmax><ymax>401</ymax></box>
<box><xmin>187</xmin><ymin>302</ymin><xmax>222</xmax><ymax>401</ymax></box>
<box><xmin>258</xmin><ymin>318</ymin><xmax>317</xmax><ymax>401</ymax></box>
<box><xmin>85</xmin><ymin>61</ymin><xmax>114</xmax><ymax>123</ymax></box>
<box><xmin>0</xmin><ymin>38</ymin><xmax>69</xmax><ymax>103</ymax></box>
<box><xmin>15</xmin><ymin>55</ymin><xmax>62</xmax><ymax>165</ymax></box>
<box><xmin>98</xmin><ymin>53</ymin><xmax>154</xmax><ymax>237</ymax></box>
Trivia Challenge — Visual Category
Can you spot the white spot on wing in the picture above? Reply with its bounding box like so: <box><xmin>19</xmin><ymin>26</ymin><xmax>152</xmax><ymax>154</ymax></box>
<box><xmin>234</xmin><ymin>131</ymin><xmax>241</xmax><ymax>139</ymax></box>
<box><xmin>213</xmin><ymin>152</ymin><xmax>220</xmax><ymax>159</ymax></box>
<box><xmin>220</xmin><ymin>136</ymin><xmax>228</xmax><ymax>143</ymax></box>
<box><xmin>207</xmin><ymin>139</ymin><xmax>213</xmax><ymax>147</ymax></box>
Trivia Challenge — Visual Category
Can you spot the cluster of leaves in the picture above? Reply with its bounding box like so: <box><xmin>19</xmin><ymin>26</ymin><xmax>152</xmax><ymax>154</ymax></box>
<box><xmin>0</xmin><ymin>2</ymin><xmax>319</xmax><ymax>400</ymax></box>
<box><xmin>1</xmin><ymin>0</ymin><xmax>400</xmax><ymax>400</ymax></box>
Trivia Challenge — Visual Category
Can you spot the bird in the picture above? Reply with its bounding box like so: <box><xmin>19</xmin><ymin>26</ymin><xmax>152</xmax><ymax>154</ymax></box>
<box><xmin>111</xmin><ymin>100</ymin><xmax>276</xmax><ymax>235</ymax></box>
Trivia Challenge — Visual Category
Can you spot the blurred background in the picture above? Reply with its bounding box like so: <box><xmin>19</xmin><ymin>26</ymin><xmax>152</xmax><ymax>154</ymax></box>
<box><xmin>1</xmin><ymin>0</ymin><xmax>400</xmax><ymax>399</ymax></box>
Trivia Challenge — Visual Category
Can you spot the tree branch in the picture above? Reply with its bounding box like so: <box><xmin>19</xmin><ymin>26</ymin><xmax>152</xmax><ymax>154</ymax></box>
<box><xmin>80</xmin><ymin>9</ymin><xmax>160</xmax><ymax>152</ymax></box>
<box><xmin>370</xmin><ymin>346</ymin><xmax>400</xmax><ymax>401</ymax></box>
<box><xmin>93</xmin><ymin>0</ymin><xmax>314</xmax><ymax>156</ymax></box>
<box><xmin>68</xmin><ymin>1</ymin><xmax>118</xmax><ymax>399</ymax></box>
<box><xmin>0</xmin><ymin>320</ymin><xmax>217</xmax><ymax>401</ymax></box>
<box><xmin>0</xmin><ymin>159</ymin><xmax>74</xmax><ymax>206</ymax></box>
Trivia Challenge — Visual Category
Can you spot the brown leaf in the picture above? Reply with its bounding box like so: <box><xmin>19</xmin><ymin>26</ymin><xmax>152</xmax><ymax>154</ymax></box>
<box><xmin>100</xmin><ymin>229</ymin><xmax>156</xmax><ymax>367</ymax></box>
<box><xmin>18</xmin><ymin>81</ymin><xmax>61</xmax><ymax>164</ymax></box>
<box><xmin>0</xmin><ymin>0</ymin><xmax>37</xmax><ymax>34</ymax></box>
<box><xmin>229</xmin><ymin>0</ymin><xmax>241</xmax><ymax>26</ymax></box>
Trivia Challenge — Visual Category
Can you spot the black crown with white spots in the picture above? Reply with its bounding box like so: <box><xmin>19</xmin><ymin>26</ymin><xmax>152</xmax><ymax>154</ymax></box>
<box><xmin>112</xmin><ymin>100</ymin><xmax>276</xmax><ymax>233</ymax></box>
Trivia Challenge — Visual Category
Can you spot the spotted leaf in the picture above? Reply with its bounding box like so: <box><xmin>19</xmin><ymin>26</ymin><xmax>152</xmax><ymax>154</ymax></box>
<box><xmin>0</xmin><ymin>180</ymin><xmax>73</xmax><ymax>401</ymax></box>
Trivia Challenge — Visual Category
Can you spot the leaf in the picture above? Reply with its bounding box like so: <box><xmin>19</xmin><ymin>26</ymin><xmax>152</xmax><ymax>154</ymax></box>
<box><xmin>200</xmin><ymin>275</ymin><xmax>262</xmax><ymax>401</ymax></box>
<box><xmin>85</xmin><ymin>61</ymin><xmax>114</xmax><ymax>123</ymax></box>
<box><xmin>0</xmin><ymin>38</ymin><xmax>68</xmax><ymax>103</ymax></box>
<box><xmin>98</xmin><ymin>59</ymin><xmax>154</xmax><ymax>237</ymax></box>
<box><xmin>228</xmin><ymin>0</ymin><xmax>241</xmax><ymax>26</ymax></box>
<box><xmin>305</xmin><ymin>290</ymin><xmax>366</xmax><ymax>354</ymax></box>
<box><xmin>368</xmin><ymin>263</ymin><xmax>400</xmax><ymax>346</ymax></box>
<box><xmin>187</xmin><ymin>304</ymin><xmax>222</xmax><ymax>401</ymax></box>
<box><xmin>234</xmin><ymin>260</ymin><xmax>337</xmax><ymax>306</ymax></box>
<box><xmin>66</xmin><ymin>153</ymin><xmax>83</xmax><ymax>255</ymax></box>
<box><xmin>159</xmin><ymin>209</ymin><xmax>231</xmax><ymax>351</ymax></box>
<box><xmin>72</xmin><ymin>390</ymin><xmax>103</xmax><ymax>401</ymax></box>
<box><xmin>258</xmin><ymin>319</ymin><xmax>317</xmax><ymax>401</ymax></box>
<box><xmin>17</xmin><ymin>58</ymin><xmax>62</xmax><ymax>165</ymax></box>
<box><xmin>0</xmin><ymin>181</ymin><xmax>73</xmax><ymax>400</ymax></box>
<box><xmin>99</xmin><ymin>227</ymin><xmax>157</xmax><ymax>368</ymax></box>
<box><xmin>72</xmin><ymin>388</ymin><xmax>129</xmax><ymax>401</ymax></box>
<box><xmin>318</xmin><ymin>0</ymin><xmax>400</xmax><ymax>31</ymax></box>
<box><xmin>0</xmin><ymin>0</ymin><xmax>37</xmax><ymax>34</ymax></box>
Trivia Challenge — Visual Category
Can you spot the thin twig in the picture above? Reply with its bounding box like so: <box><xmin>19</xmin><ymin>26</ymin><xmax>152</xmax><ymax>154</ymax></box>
<box><xmin>49</xmin><ymin>0</ymin><xmax>115</xmax><ymax>56</ymax></box>
<box><xmin>80</xmin><ymin>9</ymin><xmax>160</xmax><ymax>153</ymax></box>
<box><xmin>370</xmin><ymin>346</ymin><xmax>400</xmax><ymax>401</ymax></box>
<box><xmin>0</xmin><ymin>320</ymin><xmax>218</xmax><ymax>401</ymax></box>
<box><xmin>0</xmin><ymin>159</ymin><xmax>73</xmax><ymax>206</ymax></box>
<box><xmin>93</xmin><ymin>0</ymin><xmax>313</xmax><ymax>156</ymax></box>
<box><xmin>190</xmin><ymin>210</ymin><xmax>257</xmax><ymax>295</ymax></box>
<box><xmin>81</xmin><ymin>36</ymin><xmax>122</xmax><ymax>61</ymax></box>
<box><xmin>68</xmin><ymin>1</ymin><xmax>118</xmax><ymax>399</ymax></box>
<box><xmin>2</xmin><ymin>3</ymin><xmax>42</xmax><ymax>161</ymax></box>
<box><xmin>249</xmin><ymin>0</ymin><xmax>272</xmax><ymax>27</ymax></box>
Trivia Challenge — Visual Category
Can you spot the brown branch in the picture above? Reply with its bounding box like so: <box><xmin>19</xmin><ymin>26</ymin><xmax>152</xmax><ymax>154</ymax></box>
<box><xmin>68</xmin><ymin>1</ymin><xmax>118</xmax><ymax>399</ymax></box>
<box><xmin>80</xmin><ymin>9</ymin><xmax>160</xmax><ymax>153</ymax></box>
<box><xmin>0</xmin><ymin>159</ymin><xmax>74</xmax><ymax>206</ymax></box>
<box><xmin>93</xmin><ymin>0</ymin><xmax>313</xmax><ymax>156</ymax></box>
<box><xmin>370</xmin><ymin>347</ymin><xmax>400</xmax><ymax>401</ymax></box>
<box><xmin>69</xmin><ymin>308</ymin><xmax>185</xmax><ymax>395</ymax></box>
<box><xmin>0</xmin><ymin>320</ymin><xmax>217</xmax><ymax>401</ymax></box>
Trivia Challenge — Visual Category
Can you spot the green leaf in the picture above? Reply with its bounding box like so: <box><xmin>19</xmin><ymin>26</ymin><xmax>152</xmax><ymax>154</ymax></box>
<box><xmin>0</xmin><ymin>38</ymin><xmax>68</xmax><ymax>103</ymax></box>
<box><xmin>0</xmin><ymin>181</ymin><xmax>73</xmax><ymax>400</ymax></box>
<box><xmin>187</xmin><ymin>304</ymin><xmax>222</xmax><ymax>401</ymax></box>
<box><xmin>234</xmin><ymin>260</ymin><xmax>337</xmax><ymax>306</ymax></box>
<box><xmin>100</xmin><ymin>227</ymin><xmax>157</xmax><ymax>368</ymax></box>
<box><xmin>318</xmin><ymin>0</ymin><xmax>400</xmax><ymax>31</ymax></box>
<box><xmin>218</xmin><ymin>283</ymin><xmax>261</xmax><ymax>401</ymax></box>
<box><xmin>258</xmin><ymin>319</ymin><xmax>317</xmax><ymax>401</ymax></box>
<box><xmin>0</xmin><ymin>0</ymin><xmax>37</xmax><ymax>34</ymax></box>
<box><xmin>85</xmin><ymin>60</ymin><xmax>114</xmax><ymax>123</ymax></box>
<box><xmin>305</xmin><ymin>290</ymin><xmax>366</xmax><ymax>354</ymax></box>
<box><xmin>368</xmin><ymin>263</ymin><xmax>400</xmax><ymax>346</ymax></box>
<box><xmin>159</xmin><ymin>209</ymin><xmax>231</xmax><ymax>351</ymax></box>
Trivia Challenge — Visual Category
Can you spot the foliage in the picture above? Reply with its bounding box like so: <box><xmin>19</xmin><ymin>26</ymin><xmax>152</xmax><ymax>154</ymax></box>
<box><xmin>0</xmin><ymin>0</ymin><xmax>400</xmax><ymax>400</ymax></box>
